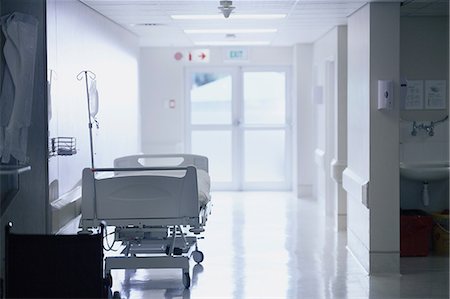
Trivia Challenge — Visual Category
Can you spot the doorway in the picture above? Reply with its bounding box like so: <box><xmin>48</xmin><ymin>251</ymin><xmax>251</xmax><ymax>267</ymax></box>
<box><xmin>185</xmin><ymin>67</ymin><xmax>292</xmax><ymax>190</ymax></box>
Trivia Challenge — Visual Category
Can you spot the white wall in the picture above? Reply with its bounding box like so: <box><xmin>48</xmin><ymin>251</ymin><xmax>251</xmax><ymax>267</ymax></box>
<box><xmin>335</xmin><ymin>26</ymin><xmax>348</xmax><ymax>231</ymax></box>
<box><xmin>47</xmin><ymin>0</ymin><xmax>140</xmax><ymax>231</ymax></box>
<box><xmin>368</xmin><ymin>4</ymin><xmax>400</xmax><ymax>273</ymax></box>
<box><xmin>400</xmin><ymin>17</ymin><xmax>449</xmax><ymax>121</ymax></box>
<box><xmin>311</xmin><ymin>27</ymin><xmax>348</xmax><ymax>230</ymax></box>
<box><xmin>346</xmin><ymin>4</ymin><xmax>372</xmax><ymax>273</ymax></box>
<box><xmin>139</xmin><ymin>47</ymin><xmax>293</xmax><ymax>154</ymax></box>
<box><xmin>312</xmin><ymin>31</ymin><xmax>329</xmax><ymax>210</ymax></box>
<box><xmin>345</xmin><ymin>3</ymin><xmax>400</xmax><ymax>274</ymax></box>
<box><xmin>294</xmin><ymin>44</ymin><xmax>315</xmax><ymax>197</ymax></box>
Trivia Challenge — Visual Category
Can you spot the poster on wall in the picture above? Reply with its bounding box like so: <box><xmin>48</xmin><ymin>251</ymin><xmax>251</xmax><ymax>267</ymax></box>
<box><xmin>404</xmin><ymin>80</ymin><xmax>424</xmax><ymax>110</ymax></box>
<box><xmin>424</xmin><ymin>80</ymin><xmax>447</xmax><ymax>109</ymax></box>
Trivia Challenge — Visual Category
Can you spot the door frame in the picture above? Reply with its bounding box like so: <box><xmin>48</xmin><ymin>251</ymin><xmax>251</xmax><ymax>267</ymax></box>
<box><xmin>184</xmin><ymin>66</ymin><xmax>293</xmax><ymax>191</ymax></box>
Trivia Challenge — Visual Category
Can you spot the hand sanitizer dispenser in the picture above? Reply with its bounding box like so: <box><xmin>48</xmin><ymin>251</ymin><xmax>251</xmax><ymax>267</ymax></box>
<box><xmin>378</xmin><ymin>80</ymin><xmax>394</xmax><ymax>110</ymax></box>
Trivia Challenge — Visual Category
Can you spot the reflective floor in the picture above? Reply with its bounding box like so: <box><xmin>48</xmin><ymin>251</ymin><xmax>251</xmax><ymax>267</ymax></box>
<box><xmin>110</xmin><ymin>192</ymin><xmax>449</xmax><ymax>299</ymax></box>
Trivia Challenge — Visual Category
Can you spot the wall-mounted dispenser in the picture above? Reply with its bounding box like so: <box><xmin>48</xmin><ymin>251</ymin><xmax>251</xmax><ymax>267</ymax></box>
<box><xmin>378</xmin><ymin>80</ymin><xmax>394</xmax><ymax>110</ymax></box>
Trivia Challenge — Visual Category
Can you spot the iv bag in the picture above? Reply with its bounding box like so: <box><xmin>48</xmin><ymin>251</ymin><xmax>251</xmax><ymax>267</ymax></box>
<box><xmin>89</xmin><ymin>80</ymin><xmax>99</xmax><ymax>117</ymax></box>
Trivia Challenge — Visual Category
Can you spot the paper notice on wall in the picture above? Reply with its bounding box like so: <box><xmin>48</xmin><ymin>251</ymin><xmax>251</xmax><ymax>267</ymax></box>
<box><xmin>425</xmin><ymin>80</ymin><xmax>447</xmax><ymax>109</ymax></box>
<box><xmin>404</xmin><ymin>80</ymin><xmax>423</xmax><ymax>110</ymax></box>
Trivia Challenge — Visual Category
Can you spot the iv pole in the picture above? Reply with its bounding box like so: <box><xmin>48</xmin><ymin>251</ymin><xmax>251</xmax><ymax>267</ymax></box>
<box><xmin>77</xmin><ymin>70</ymin><xmax>96</xmax><ymax>169</ymax></box>
<box><xmin>77</xmin><ymin>70</ymin><xmax>100</xmax><ymax>226</ymax></box>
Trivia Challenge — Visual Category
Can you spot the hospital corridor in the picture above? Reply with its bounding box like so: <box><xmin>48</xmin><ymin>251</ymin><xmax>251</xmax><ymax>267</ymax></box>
<box><xmin>0</xmin><ymin>0</ymin><xmax>449</xmax><ymax>298</ymax></box>
<box><xmin>109</xmin><ymin>192</ymin><xmax>449</xmax><ymax>299</ymax></box>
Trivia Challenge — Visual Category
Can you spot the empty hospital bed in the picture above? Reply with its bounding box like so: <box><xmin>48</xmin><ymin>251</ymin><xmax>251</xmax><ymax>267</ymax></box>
<box><xmin>80</xmin><ymin>154</ymin><xmax>212</xmax><ymax>288</ymax></box>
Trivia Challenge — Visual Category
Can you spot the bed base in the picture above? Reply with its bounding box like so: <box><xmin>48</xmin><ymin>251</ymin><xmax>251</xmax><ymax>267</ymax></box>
<box><xmin>105</xmin><ymin>224</ymin><xmax>201</xmax><ymax>288</ymax></box>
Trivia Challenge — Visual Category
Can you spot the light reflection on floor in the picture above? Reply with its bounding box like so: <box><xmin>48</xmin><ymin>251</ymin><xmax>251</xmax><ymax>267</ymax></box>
<box><xmin>110</xmin><ymin>192</ymin><xmax>449</xmax><ymax>299</ymax></box>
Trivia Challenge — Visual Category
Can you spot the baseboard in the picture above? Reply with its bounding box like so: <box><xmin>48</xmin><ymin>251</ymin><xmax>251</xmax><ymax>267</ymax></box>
<box><xmin>347</xmin><ymin>227</ymin><xmax>370</xmax><ymax>273</ymax></box>
<box><xmin>348</xmin><ymin>228</ymin><xmax>400</xmax><ymax>274</ymax></box>
<box><xmin>370</xmin><ymin>251</ymin><xmax>400</xmax><ymax>274</ymax></box>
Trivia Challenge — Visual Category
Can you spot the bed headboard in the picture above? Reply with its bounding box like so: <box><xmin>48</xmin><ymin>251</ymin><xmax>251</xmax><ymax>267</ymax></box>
<box><xmin>114</xmin><ymin>154</ymin><xmax>209</xmax><ymax>173</ymax></box>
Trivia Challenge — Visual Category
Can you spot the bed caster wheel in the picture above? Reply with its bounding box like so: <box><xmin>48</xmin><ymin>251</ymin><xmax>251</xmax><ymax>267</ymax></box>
<box><xmin>182</xmin><ymin>272</ymin><xmax>191</xmax><ymax>289</ymax></box>
<box><xmin>192</xmin><ymin>250</ymin><xmax>204</xmax><ymax>264</ymax></box>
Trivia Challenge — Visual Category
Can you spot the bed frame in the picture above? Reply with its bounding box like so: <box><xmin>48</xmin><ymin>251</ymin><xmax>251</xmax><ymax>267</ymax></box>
<box><xmin>80</xmin><ymin>154</ymin><xmax>211</xmax><ymax>288</ymax></box>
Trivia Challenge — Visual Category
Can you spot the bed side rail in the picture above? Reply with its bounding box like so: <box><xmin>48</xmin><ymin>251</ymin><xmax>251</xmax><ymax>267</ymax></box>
<box><xmin>80</xmin><ymin>166</ymin><xmax>200</xmax><ymax>230</ymax></box>
<box><xmin>114</xmin><ymin>154</ymin><xmax>209</xmax><ymax>173</ymax></box>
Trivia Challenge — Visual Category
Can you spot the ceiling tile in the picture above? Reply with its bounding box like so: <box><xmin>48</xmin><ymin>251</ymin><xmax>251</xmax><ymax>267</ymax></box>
<box><xmin>80</xmin><ymin>0</ymin><xmax>446</xmax><ymax>47</ymax></box>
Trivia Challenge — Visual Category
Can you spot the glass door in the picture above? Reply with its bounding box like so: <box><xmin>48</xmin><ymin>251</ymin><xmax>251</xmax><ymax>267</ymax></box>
<box><xmin>186</xmin><ymin>68</ymin><xmax>238</xmax><ymax>189</ymax></box>
<box><xmin>241</xmin><ymin>68</ymin><xmax>291</xmax><ymax>190</ymax></box>
<box><xmin>186</xmin><ymin>67</ymin><xmax>291</xmax><ymax>190</ymax></box>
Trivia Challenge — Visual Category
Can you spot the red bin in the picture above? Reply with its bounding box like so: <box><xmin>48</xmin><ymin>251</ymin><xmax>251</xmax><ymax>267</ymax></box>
<box><xmin>400</xmin><ymin>210</ymin><xmax>433</xmax><ymax>257</ymax></box>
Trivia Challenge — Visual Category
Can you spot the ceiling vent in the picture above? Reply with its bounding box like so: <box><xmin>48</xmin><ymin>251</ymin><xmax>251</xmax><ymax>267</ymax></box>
<box><xmin>134</xmin><ymin>23</ymin><xmax>165</xmax><ymax>27</ymax></box>
<box><xmin>218</xmin><ymin>0</ymin><xmax>235</xmax><ymax>18</ymax></box>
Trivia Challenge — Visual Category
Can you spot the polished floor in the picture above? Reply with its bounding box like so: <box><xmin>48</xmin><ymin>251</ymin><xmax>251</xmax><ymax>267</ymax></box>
<box><xmin>110</xmin><ymin>192</ymin><xmax>449</xmax><ymax>299</ymax></box>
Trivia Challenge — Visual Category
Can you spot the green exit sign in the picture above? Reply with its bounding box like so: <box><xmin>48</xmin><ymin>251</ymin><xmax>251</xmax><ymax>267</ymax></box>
<box><xmin>226</xmin><ymin>49</ymin><xmax>248</xmax><ymax>61</ymax></box>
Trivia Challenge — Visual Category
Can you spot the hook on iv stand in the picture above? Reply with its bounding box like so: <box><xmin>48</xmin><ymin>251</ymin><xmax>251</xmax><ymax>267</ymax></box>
<box><xmin>76</xmin><ymin>70</ymin><xmax>96</xmax><ymax>81</ymax></box>
<box><xmin>77</xmin><ymin>70</ymin><xmax>97</xmax><ymax>169</ymax></box>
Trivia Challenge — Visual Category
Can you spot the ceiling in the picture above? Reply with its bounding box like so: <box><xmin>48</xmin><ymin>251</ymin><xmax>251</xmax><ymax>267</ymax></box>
<box><xmin>81</xmin><ymin>0</ymin><xmax>449</xmax><ymax>47</ymax></box>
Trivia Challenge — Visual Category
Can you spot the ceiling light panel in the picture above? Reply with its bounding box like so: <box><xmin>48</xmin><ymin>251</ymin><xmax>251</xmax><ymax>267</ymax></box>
<box><xmin>190</xmin><ymin>33</ymin><xmax>277</xmax><ymax>43</ymax></box>
<box><xmin>171</xmin><ymin>14</ymin><xmax>287</xmax><ymax>20</ymax></box>
<box><xmin>190</xmin><ymin>31</ymin><xmax>276</xmax><ymax>46</ymax></box>
<box><xmin>162</xmin><ymin>0</ymin><xmax>295</xmax><ymax>14</ymax></box>
<box><xmin>194</xmin><ymin>41</ymin><xmax>271</xmax><ymax>46</ymax></box>
<box><xmin>184</xmin><ymin>28</ymin><xmax>278</xmax><ymax>34</ymax></box>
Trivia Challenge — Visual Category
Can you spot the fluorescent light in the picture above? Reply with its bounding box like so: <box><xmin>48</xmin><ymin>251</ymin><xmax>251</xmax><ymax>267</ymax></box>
<box><xmin>171</xmin><ymin>15</ymin><xmax>221</xmax><ymax>20</ymax></box>
<box><xmin>184</xmin><ymin>29</ymin><xmax>278</xmax><ymax>34</ymax></box>
<box><xmin>233</xmin><ymin>14</ymin><xmax>286</xmax><ymax>20</ymax></box>
<box><xmin>194</xmin><ymin>41</ymin><xmax>271</xmax><ymax>46</ymax></box>
<box><xmin>171</xmin><ymin>14</ymin><xmax>286</xmax><ymax>20</ymax></box>
<box><xmin>171</xmin><ymin>15</ymin><xmax>219</xmax><ymax>20</ymax></box>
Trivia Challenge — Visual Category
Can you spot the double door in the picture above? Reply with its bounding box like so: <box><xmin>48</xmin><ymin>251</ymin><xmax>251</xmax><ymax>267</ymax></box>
<box><xmin>186</xmin><ymin>67</ymin><xmax>291</xmax><ymax>190</ymax></box>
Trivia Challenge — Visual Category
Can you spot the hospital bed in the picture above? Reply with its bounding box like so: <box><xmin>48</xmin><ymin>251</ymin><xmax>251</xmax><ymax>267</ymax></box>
<box><xmin>80</xmin><ymin>154</ymin><xmax>211</xmax><ymax>288</ymax></box>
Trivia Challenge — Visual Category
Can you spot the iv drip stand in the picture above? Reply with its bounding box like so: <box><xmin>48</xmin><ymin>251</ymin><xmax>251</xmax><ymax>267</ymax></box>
<box><xmin>77</xmin><ymin>70</ymin><xmax>96</xmax><ymax>169</ymax></box>
<box><xmin>77</xmin><ymin>70</ymin><xmax>99</xmax><ymax>225</ymax></box>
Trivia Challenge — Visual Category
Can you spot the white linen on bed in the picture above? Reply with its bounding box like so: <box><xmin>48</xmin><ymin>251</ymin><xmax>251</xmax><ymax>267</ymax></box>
<box><xmin>196</xmin><ymin>169</ymin><xmax>211</xmax><ymax>206</ymax></box>
<box><xmin>112</xmin><ymin>168</ymin><xmax>211</xmax><ymax>206</ymax></box>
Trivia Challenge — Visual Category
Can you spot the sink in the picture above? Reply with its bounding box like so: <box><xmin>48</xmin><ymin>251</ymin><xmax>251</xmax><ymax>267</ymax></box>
<box><xmin>400</xmin><ymin>161</ymin><xmax>450</xmax><ymax>182</ymax></box>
